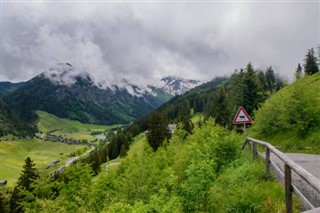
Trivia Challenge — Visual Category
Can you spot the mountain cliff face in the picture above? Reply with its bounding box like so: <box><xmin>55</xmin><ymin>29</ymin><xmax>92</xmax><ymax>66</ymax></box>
<box><xmin>4</xmin><ymin>63</ymin><xmax>172</xmax><ymax>125</ymax></box>
<box><xmin>161</xmin><ymin>76</ymin><xmax>202</xmax><ymax>95</ymax></box>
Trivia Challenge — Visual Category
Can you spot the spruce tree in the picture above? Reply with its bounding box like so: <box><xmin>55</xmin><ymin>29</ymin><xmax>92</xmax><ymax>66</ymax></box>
<box><xmin>10</xmin><ymin>157</ymin><xmax>39</xmax><ymax>213</ymax></box>
<box><xmin>242</xmin><ymin>63</ymin><xmax>261</xmax><ymax>116</ymax></box>
<box><xmin>304</xmin><ymin>48</ymin><xmax>319</xmax><ymax>75</ymax></box>
<box><xmin>227</xmin><ymin>69</ymin><xmax>245</xmax><ymax>118</ymax></box>
<box><xmin>17</xmin><ymin>157</ymin><xmax>39</xmax><ymax>191</ymax></box>
<box><xmin>294</xmin><ymin>63</ymin><xmax>303</xmax><ymax>81</ymax></box>
<box><xmin>205</xmin><ymin>87</ymin><xmax>229</xmax><ymax>126</ymax></box>
<box><xmin>147</xmin><ymin>112</ymin><xmax>170</xmax><ymax>151</ymax></box>
<box><xmin>179</xmin><ymin>100</ymin><xmax>193</xmax><ymax>134</ymax></box>
<box><xmin>265</xmin><ymin>66</ymin><xmax>276</xmax><ymax>91</ymax></box>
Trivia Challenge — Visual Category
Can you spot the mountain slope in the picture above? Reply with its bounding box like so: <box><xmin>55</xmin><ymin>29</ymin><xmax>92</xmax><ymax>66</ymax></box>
<box><xmin>0</xmin><ymin>81</ymin><xmax>25</xmax><ymax>97</ymax></box>
<box><xmin>4</xmin><ymin>63</ymin><xmax>172</xmax><ymax>125</ymax></box>
<box><xmin>125</xmin><ymin>76</ymin><xmax>228</xmax><ymax>134</ymax></box>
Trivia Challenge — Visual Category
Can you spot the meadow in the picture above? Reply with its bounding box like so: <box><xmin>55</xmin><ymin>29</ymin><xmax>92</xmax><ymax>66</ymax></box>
<box><xmin>37</xmin><ymin>110</ymin><xmax>121</xmax><ymax>141</ymax></box>
<box><xmin>0</xmin><ymin>138</ymin><xmax>85</xmax><ymax>187</ymax></box>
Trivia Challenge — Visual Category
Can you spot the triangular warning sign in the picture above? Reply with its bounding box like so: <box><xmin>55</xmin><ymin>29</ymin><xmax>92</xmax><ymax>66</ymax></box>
<box><xmin>233</xmin><ymin>106</ymin><xmax>252</xmax><ymax>124</ymax></box>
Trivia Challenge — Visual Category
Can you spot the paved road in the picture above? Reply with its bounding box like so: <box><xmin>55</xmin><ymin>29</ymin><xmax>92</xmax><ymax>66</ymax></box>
<box><xmin>284</xmin><ymin>153</ymin><xmax>320</xmax><ymax>179</ymax></box>
<box><xmin>105</xmin><ymin>162</ymin><xmax>121</xmax><ymax>171</ymax></box>
<box><xmin>271</xmin><ymin>153</ymin><xmax>320</xmax><ymax>210</ymax></box>
<box><xmin>56</xmin><ymin>146</ymin><xmax>95</xmax><ymax>172</ymax></box>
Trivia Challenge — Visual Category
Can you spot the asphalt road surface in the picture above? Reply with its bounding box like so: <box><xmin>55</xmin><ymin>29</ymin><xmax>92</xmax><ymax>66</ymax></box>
<box><xmin>271</xmin><ymin>153</ymin><xmax>320</xmax><ymax>210</ymax></box>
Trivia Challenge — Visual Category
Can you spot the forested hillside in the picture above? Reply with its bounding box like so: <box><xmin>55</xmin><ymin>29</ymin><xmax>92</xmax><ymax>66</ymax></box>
<box><xmin>0</xmin><ymin>82</ymin><xmax>25</xmax><ymax>97</ymax></box>
<box><xmin>0</xmin><ymin>99</ymin><xmax>35</xmax><ymax>137</ymax></box>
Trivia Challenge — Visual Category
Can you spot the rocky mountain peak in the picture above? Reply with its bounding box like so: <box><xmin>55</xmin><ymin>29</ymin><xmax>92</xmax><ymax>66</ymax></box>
<box><xmin>161</xmin><ymin>76</ymin><xmax>202</xmax><ymax>95</ymax></box>
<box><xmin>41</xmin><ymin>63</ymin><xmax>93</xmax><ymax>86</ymax></box>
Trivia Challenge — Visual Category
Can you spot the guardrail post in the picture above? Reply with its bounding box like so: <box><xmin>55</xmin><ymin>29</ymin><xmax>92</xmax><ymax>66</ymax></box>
<box><xmin>265</xmin><ymin>147</ymin><xmax>270</xmax><ymax>178</ymax></box>
<box><xmin>285</xmin><ymin>164</ymin><xmax>293</xmax><ymax>213</ymax></box>
<box><xmin>251</xmin><ymin>141</ymin><xmax>257</xmax><ymax>160</ymax></box>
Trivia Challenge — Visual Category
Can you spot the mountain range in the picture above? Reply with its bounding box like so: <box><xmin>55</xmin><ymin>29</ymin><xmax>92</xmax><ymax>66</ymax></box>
<box><xmin>2</xmin><ymin>63</ymin><xmax>201</xmax><ymax>125</ymax></box>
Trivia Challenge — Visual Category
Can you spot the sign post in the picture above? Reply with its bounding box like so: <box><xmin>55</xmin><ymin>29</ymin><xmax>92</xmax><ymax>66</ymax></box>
<box><xmin>232</xmin><ymin>106</ymin><xmax>252</xmax><ymax>148</ymax></box>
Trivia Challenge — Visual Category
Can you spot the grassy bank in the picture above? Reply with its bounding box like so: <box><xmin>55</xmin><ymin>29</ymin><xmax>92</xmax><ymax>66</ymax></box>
<box><xmin>250</xmin><ymin>73</ymin><xmax>320</xmax><ymax>153</ymax></box>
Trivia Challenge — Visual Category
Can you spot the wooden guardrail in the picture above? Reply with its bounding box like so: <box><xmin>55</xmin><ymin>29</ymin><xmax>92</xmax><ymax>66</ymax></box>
<box><xmin>245</xmin><ymin>137</ymin><xmax>320</xmax><ymax>213</ymax></box>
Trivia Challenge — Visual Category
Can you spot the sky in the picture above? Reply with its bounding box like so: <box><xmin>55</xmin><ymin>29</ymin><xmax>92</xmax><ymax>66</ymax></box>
<box><xmin>1</xmin><ymin>1</ymin><xmax>319</xmax><ymax>86</ymax></box>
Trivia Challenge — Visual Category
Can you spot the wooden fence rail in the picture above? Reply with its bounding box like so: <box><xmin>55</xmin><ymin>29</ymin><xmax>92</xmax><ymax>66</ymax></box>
<box><xmin>246</xmin><ymin>137</ymin><xmax>320</xmax><ymax>213</ymax></box>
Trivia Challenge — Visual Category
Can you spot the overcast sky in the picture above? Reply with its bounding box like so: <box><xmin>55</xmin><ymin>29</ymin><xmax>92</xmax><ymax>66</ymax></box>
<box><xmin>1</xmin><ymin>1</ymin><xmax>319</xmax><ymax>85</ymax></box>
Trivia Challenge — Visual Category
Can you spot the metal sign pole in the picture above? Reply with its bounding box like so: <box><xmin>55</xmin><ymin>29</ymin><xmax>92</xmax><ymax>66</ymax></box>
<box><xmin>244</xmin><ymin>123</ymin><xmax>246</xmax><ymax>142</ymax></box>
<box><xmin>241</xmin><ymin>123</ymin><xmax>248</xmax><ymax>150</ymax></box>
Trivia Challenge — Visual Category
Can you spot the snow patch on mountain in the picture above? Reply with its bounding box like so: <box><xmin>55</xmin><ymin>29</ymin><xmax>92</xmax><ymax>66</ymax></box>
<box><xmin>41</xmin><ymin>63</ymin><xmax>158</xmax><ymax>97</ymax></box>
<box><xmin>161</xmin><ymin>76</ymin><xmax>202</xmax><ymax>95</ymax></box>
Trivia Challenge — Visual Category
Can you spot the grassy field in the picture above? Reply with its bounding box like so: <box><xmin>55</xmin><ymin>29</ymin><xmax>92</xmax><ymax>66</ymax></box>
<box><xmin>0</xmin><ymin>138</ymin><xmax>85</xmax><ymax>187</ymax></box>
<box><xmin>37</xmin><ymin>111</ymin><xmax>121</xmax><ymax>141</ymax></box>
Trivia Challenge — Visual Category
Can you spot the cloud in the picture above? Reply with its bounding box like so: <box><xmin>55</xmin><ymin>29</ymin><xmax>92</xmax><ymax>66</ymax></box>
<box><xmin>2</xmin><ymin>2</ymin><xmax>319</xmax><ymax>84</ymax></box>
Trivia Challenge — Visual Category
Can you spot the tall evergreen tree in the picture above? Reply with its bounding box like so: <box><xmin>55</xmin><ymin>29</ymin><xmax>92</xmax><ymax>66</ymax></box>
<box><xmin>205</xmin><ymin>87</ymin><xmax>229</xmax><ymax>126</ymax></box>
<box><xmin>227</xmin><ymin>69</ymin><xmax>245</xmax><ymax>117</ymax></box>
<box><xmin>294</xmin><ymin>63</ymin><xmax>303</xmax><ymax>81</ymax></box>
<box><xmin>10</xmin><ymin>157</ymin><xmax>39</xmax><ymax>213</ymax></box>
<box><xmin>178</xmin><ymin>100</ymin><xmax>193</xmax><ymax>134</ymax></box>
<box><xmin>257</xmin><ymin>71</ymin><xmax>267</xmax><ymax>91</ymax></box>
<box><xmin>147</xmin><ymin>112</ymin><xmax>170</xmax><ymax>151</ymax></box>
<box><xmin>88</xmin><ymin>149</ymin><xmax>101</xmax><ymax>175</ymax></box>
<box><xmin>265</xmin><ymin>66</ymin><xmax>276</xmax><ymax>92</ymax></box>
<box><xmin>304</xmin><ymin>48</ymin><xmax>319</xmax><ymax>75</ymax></box>
<box><xmin>242</xmin><ymin>63</ymin><xmax>261</xmax><ymax>116</ymax></box>
<box><xmin>17</xmin><ymin>157</ymin><xmax>39</xmax><ymax>191</ymax></box>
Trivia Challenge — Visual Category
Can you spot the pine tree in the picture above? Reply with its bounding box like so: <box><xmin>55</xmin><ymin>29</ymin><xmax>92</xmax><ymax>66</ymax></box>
<box><xmin>205</xmin><ymin>87</ymin><xmax>229</xmax><ymax>126</ymax></box>
<box><xmin>179</xmin><ymin>100</ymin><xmax>193</xmax><ymax>134</ymax></box>
<box><xmin>265</xmin><ymin>66</ymin><xmax>276</xmax><ymax>92</ymax></box>
<box><xmin>304</xmin><ymin>48</ymin><xmax>319</xmax><ymax>75</ymax></box>
<box><xmin>227</xmin><ymin>69</ymin><xmax>245</xmax><ymax>118</ymax></box>
<box><xmin>294</xmin><ymin>63</ymin><xmax>303</xmax><ymax>81</ymax></box>
<box><xmin>89</xmin><ymin>149</ymin><xmax>101</xmax><ymax>175</ymax></box>
<box><xmin>10</xmin><ymin>157</ymin><xmax>39</xmax><ymax>213</ymax></box>
<box><xmin>242</xmin><ymin>63</ymin><xmax>261</xmax><ymax>116</ymax></box>
<box><xmin>147</xmin><ymin>112</ymin><xmax>170</xmax><ymax>151</ymax></box>
<box><xmin>17</xmin><ymin>157</ymin><xmax>39</xmax><ymax>191</ymax></box>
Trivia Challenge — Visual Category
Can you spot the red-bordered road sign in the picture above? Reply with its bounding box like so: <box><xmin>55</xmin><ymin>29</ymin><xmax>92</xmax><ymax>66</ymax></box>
<box><xmin>233</xmin><ymin>106</ymin><xmax>252</xmax><ymax>124</ymax></box>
